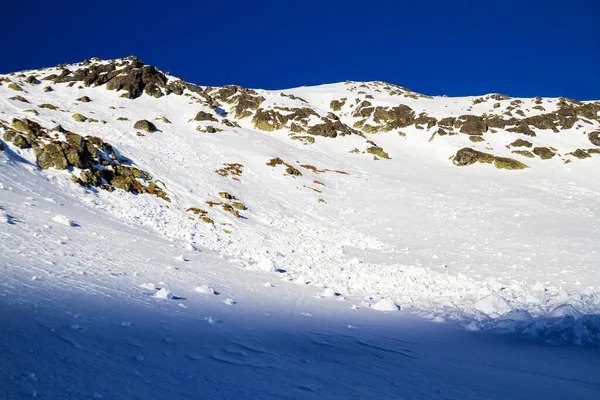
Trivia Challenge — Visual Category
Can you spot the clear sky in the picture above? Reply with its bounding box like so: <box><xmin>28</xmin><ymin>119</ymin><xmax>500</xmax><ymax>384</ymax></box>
<box><xmin>2</xmin><ymin>0</ymin><xmax>599</xmax><ymax>99</ymax></box>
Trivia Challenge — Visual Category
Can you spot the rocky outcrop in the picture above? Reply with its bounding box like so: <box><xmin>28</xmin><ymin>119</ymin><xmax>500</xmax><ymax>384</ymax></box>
<box><xmin>2</xmin><ymin>118</ymin><xmax>169</xmax><ymax>201</ymax></box>
<box><xmin>43</xmin><ymin>57</ymin><xmax>213</xmax><ymax>104</ymax></box>
<box><xmin>194</xmin><ymin>111</ymin><xmax>217</xmax><ymax>122</ymax></box>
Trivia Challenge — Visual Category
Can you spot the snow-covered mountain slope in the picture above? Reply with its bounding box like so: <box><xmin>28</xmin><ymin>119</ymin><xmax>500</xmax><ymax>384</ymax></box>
<box><xmin>2</xmin><ymin>158</ymin><xmax>600</xmax><ymax>399</ymax></box>
<box><xmin>1</xmin><ymin>56</ymin><xmax>600</xmax><ymax>347</ymax></box>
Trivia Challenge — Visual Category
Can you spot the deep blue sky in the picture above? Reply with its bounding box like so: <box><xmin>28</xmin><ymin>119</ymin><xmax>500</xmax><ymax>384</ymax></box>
<box><xmin>2</xmin><ymin>0</ymin><xmax>599</xmax><ymax>99</ymax></box>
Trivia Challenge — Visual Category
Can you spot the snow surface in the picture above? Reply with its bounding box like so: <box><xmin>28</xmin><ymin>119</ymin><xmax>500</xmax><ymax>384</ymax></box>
<box><xmin>1</xmin><ymin>59</ymin><xmax>600</xmax><ymax>398</ymax></box>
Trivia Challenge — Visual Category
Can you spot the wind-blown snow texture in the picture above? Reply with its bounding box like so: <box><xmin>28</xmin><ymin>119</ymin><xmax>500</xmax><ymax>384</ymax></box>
<box><xmin>1</xmin><ymin>57</ymin><xmax>600</xmax><ymax>398</ymax></box>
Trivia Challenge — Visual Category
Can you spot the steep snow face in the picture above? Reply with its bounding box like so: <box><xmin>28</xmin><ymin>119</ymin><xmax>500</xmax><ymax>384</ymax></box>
<box><xmin>1</xmin><ymin>57</ymin><xmax>600</xmax><ymax>344</ymax></box>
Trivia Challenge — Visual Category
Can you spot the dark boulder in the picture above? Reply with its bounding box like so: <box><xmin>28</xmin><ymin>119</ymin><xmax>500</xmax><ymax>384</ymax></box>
<box><xmin>133</xmin><ymin>120</ymin><xmax>158</xmax><ymax>132</ymax></box>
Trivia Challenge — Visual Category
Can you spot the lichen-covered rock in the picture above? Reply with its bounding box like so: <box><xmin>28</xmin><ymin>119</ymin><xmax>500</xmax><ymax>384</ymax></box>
<box><xmin>8</xmin><ymin>83</ymin><xmax>23</xmax><ymax>91</ymax></box>
<box><xmin>222</xmin><ymin>204</ymin><xmax>240</xmax><ymax>218</ymax></box>
<box><xmin>12</xmin><ymin>134</ymin><xmax>32</xmax><ymax>149</ymax></box>
<box><xmin>453</xmin><ymin>148</ymin><xmax>495</xmax><ymax>166</ymax></box>
<box><xmin>414</xmin><ymin>113</ymin><xmax>438</xmax><ymax>129</ymax></box>
<box><xmin>219</xmin><ymin>192</ymin><xmax>235</xmax><ymax>200</ymax></box>
<box><xmin>507</xmin><ymin>124</ymin><xmax>536</xmax><ymax>136</ymax></box>
<box><xmin>330</xmin><ymin>98</ymin><xmax>346</xmax><ymax>111</ymax></box>
<box><xmin>133</xmin><ymin>120</ymin><xmax>158</xmax><ymax>132</ymax></box>
<box><xmin>194</xmin><ymin>111</ymin><xmax>217</xmax><ymax>122</ymax></box>
<box><xmin>521</xmin><ymin>114</ymin><xmax>558</xmax><ymax>132</ymax></box>
<box><xmin>144</xmin><ymin>84</ymin><xmax>163</xmax><ymax>98</ymax></box>
<box><xmin>455</xmin><ymin>115</ymin><xmax>486</xmax><ymax>135</ymax></box>
<box><xmin>77</xmin><ymin>96</ymin><xmax>92</xmax><ymax>102</ymax></box>
<box><xmin>232</xmin><ymin>201</ymin><xmax>247</xmax><ymax>210</ymax></box>
<box><xmin>373</xmin><ymin>105</ymin><xmax>415</xmax><ymax>129</ymax></box>
<box><xmin>36</xmin><ymin>142</ymin><xmax>69</xmax><ymax>170</ymax></box>
<box><xmin>494</xmin><ymin>157</ymin><xmax>528</xmax><ymax>170</ymax></box>
<box><xmin>10</xmin><ymin>95</ymin><xmax>29</xmax><ymax>103</ymax></box>
<box><xmin>253</xmin><ymin>107</ymin><xmax>316</xmax><ymax>131</ymax></box>
<box><xmin>38</xmin><ymin>103</ymin><xmax>57</xmax><ymax>110</ymax></box>
<box><xmin>72</xmin><ymin>113</ymin><xmax>88</xmax><ymax>122</ymax></box>
<box><xmin>111</xmin><ymin>176</ymin><xmax>133</xmax><ymax>191</ymax></box>
<box><xmin>509</xmin><ymin>139</ymin><xmax>533</xmax><ymax>148</ymax></box>
<box><xmin>453</xmin><ymin>147</ymin><xmax>527</xmax><ymax>169</ymax></box>
<box><xmin>570</xmin><ymin>149</ymin><xmax>591</xmax><ymax>159</ymax></box>
<box><xmin>221</xmin><ymin>119</ymin><xmax>240</xmax><ymax>128</ymax></box>
<box><xmin>589</xmin><ymin>131</ymin><xmax>600</xmax><ymax>146</ymax></box>
<box><xmin>512</xmin><ymin>150</ymin><xmax>535</xmax><ymax>158</ymax></box>
<box><xmin>366</xmin><ymin>141</ymin><xmax>389</xmax><ymax>159</ymax></box>
<box><xmin>533</xmin><ymin>147</ymin><xmax>555</xmax><ymax>160</ymax></box>
<box><xmin>438</xmin><ymin>117</ymin><xmax>456</xmax><ymax>127</ymax></box>
<box><xmin>485</xmin><ymin>116</ymin><xmax>517</xmax><ymax>129</ymax></box>
<box><xmin>290</xmin><ymin>135</ymin><xmax>315</xmax><ymax>145</ymax></box>
<box><xmin>307</xmin><ymin>122</ymin><xmax>337</xmax><ymax>138</ymax></box>
<box><xmin>469</xmin><ymin>136</ymin><xmax>485</xmax><ymax>143</ymax></box>
<box><xmin>12</xmin><ymin>118</ymin><xmax>43</xmax><ymax>136</ymax></box>
<box><xmin>233</xmin><ymin>93</ymin><xmax>265</xmax><ymax>119</ymax></box>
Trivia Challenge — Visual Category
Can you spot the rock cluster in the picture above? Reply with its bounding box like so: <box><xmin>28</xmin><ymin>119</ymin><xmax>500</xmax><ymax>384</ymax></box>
<box><xmin>2</xmin><ymin>118</ymin><xmax>169</xmax><ymax>201</ymax></box>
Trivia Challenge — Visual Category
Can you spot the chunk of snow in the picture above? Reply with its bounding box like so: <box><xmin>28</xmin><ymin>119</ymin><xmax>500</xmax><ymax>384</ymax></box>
<box><xmin>52</xmin><ymin>214</ymin><xmax>77</xmax><ymax>227</ymax></box>
<box><xmin>174</xmin><ymin>255</ymin><xmax>188</xmax><ymax>262</ymax></box>
<box><xmin>502</xmin><ymin>309</ymin><xmax>533</xmax><ymax>321</ymax></box>
<box><xmin>154</xmin><ymin>288</ymin><xmax>173</xmax><ymax>299</ymax></box>
<box><xmin>320</xmin><ymin>287</ymin><xmax>337</xmax><ymax>297</ymax></box>
<box><xmin>140</xmin><ymin>283</ymin><xmax>156</xmax><ymax>290</ymax></box>
<box><xmin>549</xmin><ymin>304</ymin><xmax>579</xmax><ymax>318</ymax></box>
<box><xmin>256</xmin><ymin>258</ymin><xmax>277</xmax><ymax>272</ymax></box>
<box><xmin>371</xmin><ymin>299</ymin><xmax>399</xmax><ymax>311</ymax></box>
<box><xmin>194</xmin><ymin>285</ymin><xmax>215</xmax><ymax>295</ymax></box>
<box><xmin>224</xmin><ymin>298</ymin><xmax>236</xmax><ymax>305</ymax></box>
<box><xmin>474</xmin><ymin>293</ymin><xmax>513</xmax><ymax>317</ymax></box>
